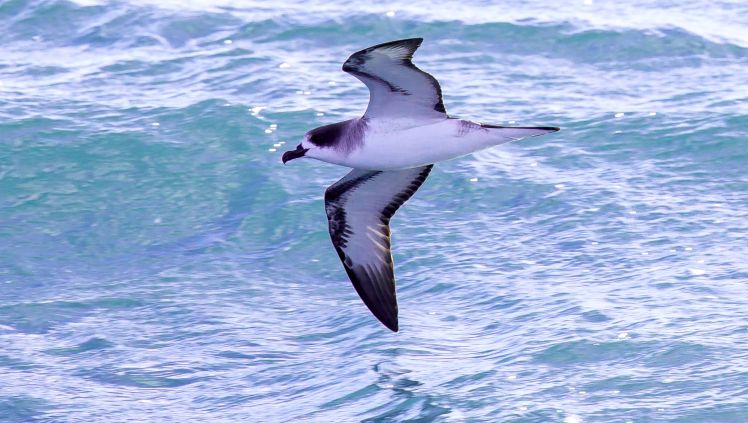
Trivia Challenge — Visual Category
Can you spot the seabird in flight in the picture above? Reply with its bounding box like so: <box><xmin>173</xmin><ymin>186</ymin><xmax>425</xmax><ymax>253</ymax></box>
<box><xmin>283</xmin><ymin>38</ymin><xmax>559</xmax><ymax>332</ymax></box>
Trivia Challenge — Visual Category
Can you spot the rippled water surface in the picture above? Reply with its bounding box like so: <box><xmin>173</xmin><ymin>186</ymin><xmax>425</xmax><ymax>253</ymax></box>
<box><xmin>2</xmin><ymin>0</ymin><xmax>748</xmax><ymax>421</ymax></box>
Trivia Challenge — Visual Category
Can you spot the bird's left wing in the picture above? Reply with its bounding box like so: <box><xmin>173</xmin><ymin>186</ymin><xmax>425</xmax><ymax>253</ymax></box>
<box><xmin>342</xmin><ymin>38</ymin><xmax>446</xmax><ymax>121</ymax></box>
<box><xmin>324</xmin><ymin>164</ymin><xmax>433</xmax><ymax>332</ymax></box>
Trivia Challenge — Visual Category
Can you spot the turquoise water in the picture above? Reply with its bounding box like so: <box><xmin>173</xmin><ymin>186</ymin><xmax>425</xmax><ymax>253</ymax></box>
<box><xmin>2</xmin><ymin>0</ymin><xmax>748</xmax><ymax>421</ymax></box>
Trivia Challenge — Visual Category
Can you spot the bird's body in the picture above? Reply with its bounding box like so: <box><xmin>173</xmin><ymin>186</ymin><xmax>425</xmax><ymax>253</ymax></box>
<box><xmin>283</xmin><ymin>38</ymin><xmax>559</xmax><ymax>332</ymax></box>
<box><xmin>306</xmin><ymin>117</ymin><xmax>556</xmax><ymax>170</ymax></box>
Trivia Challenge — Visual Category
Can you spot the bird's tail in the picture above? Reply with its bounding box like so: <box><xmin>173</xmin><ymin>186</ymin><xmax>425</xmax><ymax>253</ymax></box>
<box><xmin>479</xmin><ymin>123</ymin><xmax>560</xmax><ymax>143</ymax></box>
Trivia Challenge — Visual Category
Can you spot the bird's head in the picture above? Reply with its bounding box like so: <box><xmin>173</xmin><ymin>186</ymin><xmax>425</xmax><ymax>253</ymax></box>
<box><xmin>282</xmin><ymin>129</ymin><xmax>317</xmax><ymax>164</ymax></box>
<box><xmin>282</xmin><ymin>123</ymin><xmax>344</xmax><ymax>164</ymax></box>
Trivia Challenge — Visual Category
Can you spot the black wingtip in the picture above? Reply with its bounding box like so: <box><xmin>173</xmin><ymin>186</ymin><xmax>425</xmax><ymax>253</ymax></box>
<box><xmin>351</xmin><ymin>38</ymin><xmax>425</xmax><ymax>60</ymax></box>
<box><xmin>365</xmin><ymin>297</ymin><xmax>400</xmax><ymax>332</ymax></box>
<box><xmin>379</xmin><ymin>315</ymin><xmax>399</xmax><ymax>332</ymax></box>
<box><xmin>368</xmin><ymin>38</ymin><xmax>423</xmax><ymax>51</ymax></box>
<box><xmin>356</xmin><ymin>294</ymin><xmax>399</xmax><ymax>332</ymax></box>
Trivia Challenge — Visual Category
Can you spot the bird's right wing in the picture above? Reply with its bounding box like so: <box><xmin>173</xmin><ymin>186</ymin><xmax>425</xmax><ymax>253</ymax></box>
<box><xmin>324</xmin><ymin>165</ymin><xmax>433</xmax><ymax>332</ymax></box>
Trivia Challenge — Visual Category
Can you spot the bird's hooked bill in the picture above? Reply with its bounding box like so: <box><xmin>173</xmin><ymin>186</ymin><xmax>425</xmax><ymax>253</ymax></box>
<box><xmin>282</xmin><ymin>144</ymin><xmax>309</xmax><ymax>164</ymax></box>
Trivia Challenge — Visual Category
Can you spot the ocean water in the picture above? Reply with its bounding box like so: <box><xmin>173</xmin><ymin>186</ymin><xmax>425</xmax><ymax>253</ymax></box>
<box><xmin>2</xmin><ymin>0</ymin><xmax>748</xmax><ymax>421</ymax></box>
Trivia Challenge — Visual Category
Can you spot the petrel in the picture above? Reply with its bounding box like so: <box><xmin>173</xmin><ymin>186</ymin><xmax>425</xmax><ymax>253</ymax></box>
<box><xmin>283</xmin><ymin>38</ymin><xmax>558</xmax><ymax>332</ymax></box>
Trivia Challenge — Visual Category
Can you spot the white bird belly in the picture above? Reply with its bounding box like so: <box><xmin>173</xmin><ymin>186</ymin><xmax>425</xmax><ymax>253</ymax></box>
<box><xmin>304</xmin><ymin>118</ymin><xmax>556</xmax><ymax>170</ymax></box>
<box><xmin>340</xmin><ymin>119</ymin><xmax>513</xmax><ymax>170</ymax></box>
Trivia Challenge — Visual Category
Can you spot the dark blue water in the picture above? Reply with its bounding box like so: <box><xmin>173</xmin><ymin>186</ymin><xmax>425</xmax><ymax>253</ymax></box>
<box><xmin>1</xmin><ymin>0</ymin><xmax>748</xmax><ymax>421</ymax></box>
